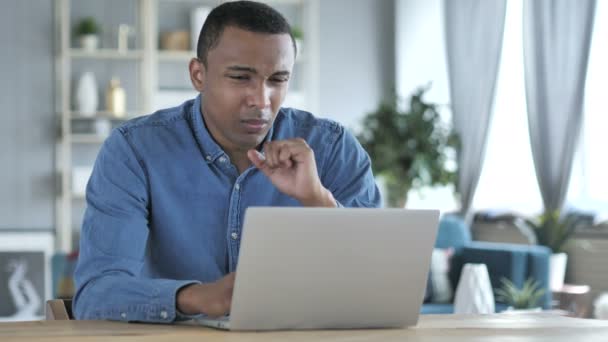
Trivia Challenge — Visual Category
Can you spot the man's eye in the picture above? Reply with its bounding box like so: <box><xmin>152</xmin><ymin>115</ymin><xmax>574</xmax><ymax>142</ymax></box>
<box><xmin>229</xmin><ymin>75</ymin><xmax>249</xmax><ymax>81</ymax></box>
<box><xmin>270</xmin><ymin>77</ymin><xmax>289</xmax><ymax>83</ymax></box>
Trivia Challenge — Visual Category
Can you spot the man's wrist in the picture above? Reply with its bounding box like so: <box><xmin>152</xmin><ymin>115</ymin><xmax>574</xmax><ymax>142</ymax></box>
<box><xmin>176</xmin><ymin>283</ymin><xmax>202</xmax><ymax>315</ymax></box>
<box><xmin>300</xmin><ymin>186</ymin><xmax>337</xmax><ymax>207</ymax></box>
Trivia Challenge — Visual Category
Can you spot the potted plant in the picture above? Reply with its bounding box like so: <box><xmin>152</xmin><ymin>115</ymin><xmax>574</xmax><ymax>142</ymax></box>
<box><xmin>291</xmin><ymin>26</ymin><xmax>303</xmax><ymax>55</ymax></box>
<box><xmin>495</xmin><ymin>277</ymin><xmax>545</xmax><ymax>311</ymax></box>
<box><xmin>522</xmin><ymin>210</ymin><xmax>592</xmax><ymax>291</ymax></box>
<box><xmin>74</xmin><ymin>17</ymin><xmax>101</xmax><ymax>51</ymax></box>
<box><xmin>356</xmin><ymin>85</ymin><xmax>460</xmax><ymax>207</ymax></box>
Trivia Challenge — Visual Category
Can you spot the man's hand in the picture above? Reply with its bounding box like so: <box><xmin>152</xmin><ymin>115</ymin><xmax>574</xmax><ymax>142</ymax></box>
<box><xmin>176</xmin><ymin>273</ymin><xmax>235</xmax><ymax>317</ymax></box>
<box><xmin>247</xmin><ymin>139</ymin><xmax>336</xmax><ymax>207</ymax></box>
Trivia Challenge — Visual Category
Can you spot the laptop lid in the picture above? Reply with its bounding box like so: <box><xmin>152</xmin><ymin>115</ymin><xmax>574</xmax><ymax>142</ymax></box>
<box><xmin>228</xmin><ymin>208</ymin><xmax>440</xmax><ymax>331</ymax></box>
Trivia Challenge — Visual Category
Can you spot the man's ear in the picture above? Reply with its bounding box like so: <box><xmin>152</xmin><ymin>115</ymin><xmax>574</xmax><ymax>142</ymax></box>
<box><xmin>189</xmin><ymin>58</ymin><xmax>206</xmax><ymax>92</ymax></box>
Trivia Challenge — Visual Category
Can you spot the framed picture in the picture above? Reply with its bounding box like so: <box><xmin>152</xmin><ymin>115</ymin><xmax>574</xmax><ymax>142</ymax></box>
<box><xmin>0</xmin><ymin>231</ymin><xmax>54</xmax><ymax>321</ymax></box>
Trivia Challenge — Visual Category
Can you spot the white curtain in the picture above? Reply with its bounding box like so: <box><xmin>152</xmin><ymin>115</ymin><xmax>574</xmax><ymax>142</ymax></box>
<box><xmin>444</xmin><ymin>0</ymin><xmax>507</xmax><ymax>219</ymax></box>
<box><xmin>523</xmin><ymin>0</ymin><xmax>597</xmax><ymax>212</ymax></box>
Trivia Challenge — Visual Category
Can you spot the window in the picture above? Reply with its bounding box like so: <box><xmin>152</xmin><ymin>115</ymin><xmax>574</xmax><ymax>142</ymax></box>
<box><xmin>567</xmin><ymin>0</ymin><xmax>608</xmax><ymax>219</ymax></box>
<box><xmin>403</xmin><ymin>0</ymin><xmax>607</xmax><ymax>217</ymax></box>
<box><xmin>471</xmin><ymin>0</ymin><xmax>542</xmax><ymax>215</ymax></box>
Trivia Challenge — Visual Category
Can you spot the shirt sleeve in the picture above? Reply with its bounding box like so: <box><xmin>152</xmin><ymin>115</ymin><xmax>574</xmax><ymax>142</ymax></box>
<box><xmin>73</xmin><ymin>129</ymin><xmax>199</xmax><ymax>323</ymax></box>
<box><xmin>320</xmin><ymin>125</ymin><xmax>382</xmax><ymax>208</ymax></box>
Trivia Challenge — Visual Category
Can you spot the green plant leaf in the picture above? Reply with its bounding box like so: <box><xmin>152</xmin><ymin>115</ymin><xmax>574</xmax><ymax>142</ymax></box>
<box><xmin>74</xmin><ymin>17</ymin><xmax>101</xmax><ymax>36</ymax></box>
<box><xmin>356</xmin><ymin>85</ymin><xmax>460</xmax><ymax>207</ymax></box>
<box><xmin>495</xmin><ymin>277</ymin><xmax>545</xmax><ymax>309</ymax></box>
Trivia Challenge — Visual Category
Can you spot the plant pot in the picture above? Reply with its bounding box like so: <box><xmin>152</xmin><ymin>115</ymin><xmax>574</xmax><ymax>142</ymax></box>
<box><xmin>380</xmin><ymin>176</ymin><xmax>409</xmax><ymax>208</ymax></box>
<box><xmin>503</xmin><ymin>307</ymin><xmax>543</xmax><ymax>314</ymax></box>
<box><xmin>79</xmin><ymin>34</ymin><xmax>99</xmax><ymax>51</ymax></box>
<box><xmin>549</xmin><ymin>252</ymin><xmax>568</xmax><ymax>291</ymax></box>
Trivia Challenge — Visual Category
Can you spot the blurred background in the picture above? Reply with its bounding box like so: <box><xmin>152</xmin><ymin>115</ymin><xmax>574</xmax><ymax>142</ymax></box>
<box><xmin>1</xmin><ymin>0</ymin><xmax>607</xmax><ymax>321</ymax></box>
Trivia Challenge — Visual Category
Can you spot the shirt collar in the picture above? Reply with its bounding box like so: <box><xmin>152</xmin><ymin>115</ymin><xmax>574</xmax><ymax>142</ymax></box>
<box><xmin>189</xmin><ymin>94</ymin><xmax>277</xmax><ymax>164</ymax></box>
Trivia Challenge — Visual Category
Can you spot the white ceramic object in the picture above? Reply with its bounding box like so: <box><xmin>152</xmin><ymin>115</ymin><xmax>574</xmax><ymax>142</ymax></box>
<box><xmin>117</xmin><ymin>24</ymin><xmax>134</xmax><ymax>52</ymax></box>
<box><xmin>106</xmin><ymin>78</ymin><xmax>126</xmax><ymax>118</ymax></box>
<box><xmin>454</xmin><ymin>263</ymin><xmax>495</xmax><ymax>314</ymax></box>
<box><xmin>75</xmin><ymin>71</ymin><xmax>98</xmax><ymax>117</ymax></box>
<box><xmin>594</xmin><ymin>293</ymin><xmax>608</xmax><ymax>319</ymax></box>
<box><xmin>503</xmin><ymin>307</ymin><xmax>542</xmax><ymax>314</ymax></box>
<box><xmin>549</xmin><ymin>252</ymin><xmax>568</xmax><ymax>291</ymax></box>
<box><xmin>79</xmin><ymin>34</ymin><xmax>99</xmax><ymax>51</ymax></box>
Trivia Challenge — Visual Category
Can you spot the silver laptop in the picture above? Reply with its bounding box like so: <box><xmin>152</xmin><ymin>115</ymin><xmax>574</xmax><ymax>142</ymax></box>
<box><xmin>193</xmin><ymin>207</ymin><xmax>439</xmax><ymax>331</ymax></box>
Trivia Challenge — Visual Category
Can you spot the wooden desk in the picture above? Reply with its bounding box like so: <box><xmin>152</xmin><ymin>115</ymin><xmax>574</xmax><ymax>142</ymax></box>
<box><xmin>2</xmin><ymin>312</ymin><xmax>608</xmax><ymax>342</ymax></box>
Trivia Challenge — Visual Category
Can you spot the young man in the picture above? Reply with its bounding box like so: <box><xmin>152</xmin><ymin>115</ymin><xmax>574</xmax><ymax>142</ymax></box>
<box><xmin>73</xmin><ymin>0</ymin><xmax>381</xmax><ymax>322</ymax></box>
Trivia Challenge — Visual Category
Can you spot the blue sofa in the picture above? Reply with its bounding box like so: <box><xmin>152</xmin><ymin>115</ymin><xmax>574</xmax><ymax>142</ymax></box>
<box><xmin>421</xmin><ymin>215</ymin><xmax>551</xmax><ymax>314</ymax></box>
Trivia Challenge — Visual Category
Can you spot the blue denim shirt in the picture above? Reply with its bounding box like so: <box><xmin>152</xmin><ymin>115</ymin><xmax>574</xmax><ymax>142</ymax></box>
<box><xmin>73</xmin><ymin>95</ymin><xmax>381</xmax><ymax>322</ymax></box>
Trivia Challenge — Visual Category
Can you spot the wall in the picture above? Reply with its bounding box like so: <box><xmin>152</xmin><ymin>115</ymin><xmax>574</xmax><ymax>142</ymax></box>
<box><xmin>319</xmin><ymin>0</ymin><xmax>395</xmax><ymax>133</ymax></box>
<box><xmin>395</xmin><ymin>0</ymin><xmax>449</xmax><ymax>107</ymax></box>
<box><xmin>0</xmin><ymin>0</ymin><xmax>55</xmax><ymax>230</ymax></box>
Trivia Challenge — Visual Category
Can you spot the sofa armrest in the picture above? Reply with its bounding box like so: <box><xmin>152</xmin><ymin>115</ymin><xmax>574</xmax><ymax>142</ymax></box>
<box><xmin>452</xmin><ymin>241</ymin><xmax>551</xmax><ymax>309</ymax></box>
<box><xmin>520</xmin><ymin>244</ymin><xmax>552</xmax><ymax>309</ymax></box>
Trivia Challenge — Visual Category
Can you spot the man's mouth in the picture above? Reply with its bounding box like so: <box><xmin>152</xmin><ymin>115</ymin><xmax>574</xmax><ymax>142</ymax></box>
<box><xmin>241</xmin><ymin>118</ymin><xmax>270</xmax><ymax>133</ymax></box>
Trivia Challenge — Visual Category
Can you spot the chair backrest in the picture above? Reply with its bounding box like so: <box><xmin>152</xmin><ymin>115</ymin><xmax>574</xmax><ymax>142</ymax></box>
<box><xmin>45</xmin><ymin>299</ymin><xmax>73</xmax><ymax>320</ymax></box>
<box><xmin>435</xmin><ymin>214</ymin><xmax>471</xmax><ymax>250</ymax></box>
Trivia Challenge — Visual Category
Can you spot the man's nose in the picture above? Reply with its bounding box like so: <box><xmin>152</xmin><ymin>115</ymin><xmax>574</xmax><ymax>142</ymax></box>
<box><xmin>247</xmin><ymin>83</ymin><xmax>271</xmax><ymax>110</ymax></box>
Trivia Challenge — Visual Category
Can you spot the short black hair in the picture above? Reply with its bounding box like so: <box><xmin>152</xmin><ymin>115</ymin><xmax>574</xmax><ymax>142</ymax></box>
<box><xmin>196</xmin><ymin>0</ymin><xmax>296</xmax><ymax>66</ymax></box>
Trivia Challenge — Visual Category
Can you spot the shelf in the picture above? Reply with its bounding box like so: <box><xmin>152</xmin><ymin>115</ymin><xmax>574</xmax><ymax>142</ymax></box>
<box><xmin>69</xmin><ymin>111</ymin><xmax>140</xmax><ymax>120</ymax></box>
<box><xmin>69</xmin><ymin>48</ymin><xmax>144</xmax><ymax>60</ymax></box>
<box><xmin>55</xmin><ymin>0</ymin><xmax>318</xmax><ymax>253</ymax></box>
<box><xmin>157</xmin><ymin>51</ymin><xmax>306</xmax><ymax>63</ymax></box>
<box><xmin>158</xmin><ymin>50</ymin><xmax>196</xmax><ymax>62</ymax></box>
<box><xmin>70</xmin><ymin>134</ymin><xmax>108</xmax><ymax>144</ymax></box>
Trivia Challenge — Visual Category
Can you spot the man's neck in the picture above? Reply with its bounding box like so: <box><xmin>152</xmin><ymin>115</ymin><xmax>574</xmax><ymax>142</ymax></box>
<box><xmin>226</xmin><ymin>148</ymin><xmax>253</xmax><ymax>174</ymax></box>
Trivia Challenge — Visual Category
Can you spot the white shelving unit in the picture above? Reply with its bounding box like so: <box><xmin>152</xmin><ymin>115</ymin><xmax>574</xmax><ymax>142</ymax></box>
<box><xmin>54</xmin><ymin>0</ymin><xmax>320</xmax><ymax>252</ymax></box>
<box><xmin>69</xmin><ymin>48</ymin><xmax>145</xmax><ymax>60</ymax></box>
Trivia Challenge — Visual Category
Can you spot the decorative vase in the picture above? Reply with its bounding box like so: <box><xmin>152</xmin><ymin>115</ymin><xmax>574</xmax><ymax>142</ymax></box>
<box><xmin>75</xmin><ymin>71</ymin><xmax>98</xmax><ymax>117</ymax></box>
<box><xmin>549</xmin><ymin>252</ymin><xmax>568</xmax><ymax>291</ymax></box>
<box><xmin>105</xmin><ymin>78</ymin><xmax>126</xmax><ymax>118</ymax></box>
<box><xmin>453</xmin><ymin>263</ymin><xmax>495</xmax><ymax>314</ymax></box>
<box><xmin>117</xmin><ymin>24</ymin><xmax>134</xmax><ymax>52</ymax></box>
<box><xmin>79</xmin><ymin>34</ymin><xmax>99</xmax><ymax>51</ymax></box>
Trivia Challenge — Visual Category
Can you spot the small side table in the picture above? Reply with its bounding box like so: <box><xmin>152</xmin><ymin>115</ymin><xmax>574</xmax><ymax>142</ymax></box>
<box><xmin>552</xmin><ymin>284</ymin><xmax>591</xmax><ymax>317</ymax></box>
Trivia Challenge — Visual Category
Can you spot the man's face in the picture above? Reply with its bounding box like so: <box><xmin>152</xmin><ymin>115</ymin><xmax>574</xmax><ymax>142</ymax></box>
<box><xmin>193</xmin><ymin>26</ymin><xmax>295</xmax><ymax>152</ymax></box>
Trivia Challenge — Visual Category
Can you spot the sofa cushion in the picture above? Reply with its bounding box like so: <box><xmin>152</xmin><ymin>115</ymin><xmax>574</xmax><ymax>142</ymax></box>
<box><xmin>435</xmin><ymin>214</ymin><xmax>471</xmax><ymax>250</ymax></box>
<box><xmin>428</xmin><ymin>248</ymin><xmax>454</xmax><ymax>303</ymax></box>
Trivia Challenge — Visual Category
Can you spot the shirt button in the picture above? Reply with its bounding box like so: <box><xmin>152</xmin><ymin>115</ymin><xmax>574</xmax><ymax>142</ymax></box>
<box><xmin>231</xmin><ymin>232</ymin><xmax>239</xmax><ymax>240</ymax></box>
<box><xmin>206</xmin><ymin>155</ymin><xmax>212</xmax><ymax>161</ymax></box>
<box><xmin>160</xmin><ymin>310</ymin><xmax>168</xmax><ymax>319</ymax></box>
<box><xmin>234</xmin><ymin>183</ymin><xmax>240</xmax><ymax>190</ymax></box>
<box><xmin>120</xmin><ymin>312</ymin><xmax>127</xmax><ymax>319</ymax></box>
<box><xmin>218</xmin><ymin>156</ymin><xmax>227</xmax><ymax>163</ymax></box>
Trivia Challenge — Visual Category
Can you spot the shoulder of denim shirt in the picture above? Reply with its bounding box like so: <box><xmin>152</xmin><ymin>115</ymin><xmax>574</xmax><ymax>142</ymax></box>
<box><xmin>113</xmin><ymin>98</ymin><xmax>196</xmax><ymax>135</ymax></box>
<box><xmin>273</xmin><ymin>107</ymin><xmax>344</xmax><ymax>143</ymax></box>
